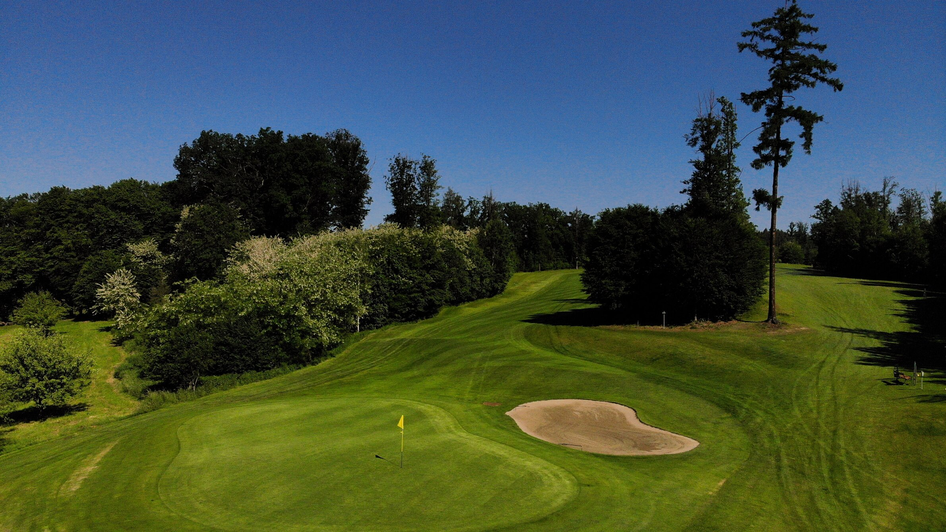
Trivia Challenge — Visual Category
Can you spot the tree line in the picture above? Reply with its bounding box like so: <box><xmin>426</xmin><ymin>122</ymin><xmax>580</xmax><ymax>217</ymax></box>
<box><xmin>810</xmin><ymin>180</ymin><xmax>945</xmax><ymax>286</ymax></box>
<box><xmin>0</xmin><ymin>128</ymin><xmax>373</xmax><ymax>320</ymax></box>
<box><xmin>382</xmin><ymin>153</ymin><xmax>595</xmax><ymax>273</ymax></box>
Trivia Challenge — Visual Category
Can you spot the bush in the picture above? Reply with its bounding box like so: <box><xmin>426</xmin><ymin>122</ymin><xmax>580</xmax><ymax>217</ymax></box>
<box><xmin>777</xmin><ymin>241</ymin><xmax>806</xmax><ymax>264</ymax></box>
<box><xmin>11</xmin><ymin>291</ymin><xmax>67</xmax><ymax>335</ymax></box>
<box><xmin>134</xmin><ymin>225</ymin><xmax>507</xmax><ymax>389</ymax></box>
<box><xmin>0</xmin><ymin>329</ymin><xmax>92</xmax><ymax>410</ymax></box>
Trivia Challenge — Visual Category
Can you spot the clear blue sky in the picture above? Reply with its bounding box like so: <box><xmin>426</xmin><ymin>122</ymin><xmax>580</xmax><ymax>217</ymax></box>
<box><xmin>2</xmin><ymin>1</ymin><xmax>943</xmax><ymax>230</ymax></box>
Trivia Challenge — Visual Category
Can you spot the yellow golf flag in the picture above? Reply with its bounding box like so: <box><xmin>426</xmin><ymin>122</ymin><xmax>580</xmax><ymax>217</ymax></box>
<box><xmin>397</xmin><ymin>415</ymin><xmax>404</xmax><ymax>429</ymax></box>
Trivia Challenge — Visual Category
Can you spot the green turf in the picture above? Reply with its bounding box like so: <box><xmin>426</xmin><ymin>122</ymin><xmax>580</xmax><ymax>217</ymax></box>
<box><xmin>0</xmin><ymin>266</ymin><xmax>943</xmax><ymax>531</ymax></box>
<box><xmin>0</xmin><ymin>320</ymin><xmax>138</xmax><ymax>452</ymax></box>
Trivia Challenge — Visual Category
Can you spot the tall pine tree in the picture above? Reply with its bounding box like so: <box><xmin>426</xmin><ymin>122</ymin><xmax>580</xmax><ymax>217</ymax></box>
<box><xmin>738</xmin><ymin>0</ymin><xmax>843</xmax><ymax>323</ymax></box>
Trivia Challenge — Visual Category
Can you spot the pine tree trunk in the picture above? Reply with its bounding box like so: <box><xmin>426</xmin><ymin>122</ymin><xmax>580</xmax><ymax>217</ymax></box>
<box><xmin>768</xmin><ymin>163</ymin><xmax>779</xmax><ymax>323</ymax></box>
<box><xmin>767</xmin><ymin>120</ymin><xmax>781</xmax><ymax>324</ymax></box>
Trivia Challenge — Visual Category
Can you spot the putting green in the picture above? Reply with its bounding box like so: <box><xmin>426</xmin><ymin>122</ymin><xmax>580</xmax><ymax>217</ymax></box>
<box><xmin>160</xmin><ymin>397</ymin><xmax>576</xmax><ymax>531</ymax></box>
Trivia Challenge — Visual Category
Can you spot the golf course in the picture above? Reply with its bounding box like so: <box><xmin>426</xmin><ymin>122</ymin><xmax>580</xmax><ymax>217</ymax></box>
<box><xmin>0</xmin><ymin>266</ymin><xmax>944</xmax><ymax>531</ymax></box>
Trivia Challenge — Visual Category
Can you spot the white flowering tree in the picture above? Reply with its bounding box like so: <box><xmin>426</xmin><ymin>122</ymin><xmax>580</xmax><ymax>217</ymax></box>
<box><xmin>93</xmin><ymin>268</ymin><xmax>141</xmax><ymax>331</ymax></box>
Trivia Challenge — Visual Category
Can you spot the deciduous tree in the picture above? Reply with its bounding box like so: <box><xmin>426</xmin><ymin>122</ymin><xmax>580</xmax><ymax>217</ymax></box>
<box><xmin>0</xmin><ymin>329</ymin><xmax>91</xmax><ymax>410</ymax></box>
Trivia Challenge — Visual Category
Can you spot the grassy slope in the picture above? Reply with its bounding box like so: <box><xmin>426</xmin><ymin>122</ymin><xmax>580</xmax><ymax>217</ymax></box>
<box><xmin>0</xmin><ymin>321</ymin><xmax>138</xmax><ymax>452</ymax></box>
<box><xmin>0</xmin><ymin>266</ymin><xmax>943</xmax><ymax>531</ymax></box>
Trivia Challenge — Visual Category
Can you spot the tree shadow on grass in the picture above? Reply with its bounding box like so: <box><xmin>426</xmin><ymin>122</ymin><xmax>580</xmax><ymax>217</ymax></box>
<box><xmin>525</xmin><ymin>301</ymin><xmax>676</xmax><ymax>328</ymax></box>
<box><xmin>825</xmin><ymin>285</ymin><xmax>946</xmax><ymax>399</ymax></box>
<box><xmin>0</xmin><ymin>403</ymin><xmax>89</xmax><ymax>427</ymax></box>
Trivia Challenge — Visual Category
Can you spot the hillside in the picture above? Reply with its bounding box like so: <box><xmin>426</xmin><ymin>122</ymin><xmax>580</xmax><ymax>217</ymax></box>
<box><xmin>0</xmin><ymin>266</ymin><xmax>943</xmax><ymax>531</ymax></box>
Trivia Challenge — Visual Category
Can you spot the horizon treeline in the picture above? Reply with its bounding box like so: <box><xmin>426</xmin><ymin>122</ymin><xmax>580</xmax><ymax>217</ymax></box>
<box><xmin>0</xmin><ymin>128</ymin><xmax>372</xmax><ymax>319</ymax></box>
<box><xmin>0</xmin><ymin>128</ymin><xmax>593</xmax><ymax>321</ymax></box>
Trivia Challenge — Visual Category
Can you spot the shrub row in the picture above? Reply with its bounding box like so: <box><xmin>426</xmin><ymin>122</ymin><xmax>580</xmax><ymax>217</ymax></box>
<box><xmin>134</xmin><ymin>225</ymin><xmax>512</xmax><ymax>388</ymax></box>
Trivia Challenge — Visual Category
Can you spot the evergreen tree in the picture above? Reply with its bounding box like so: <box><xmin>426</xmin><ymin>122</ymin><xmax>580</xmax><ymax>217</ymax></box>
<box><xmin>739</xmin><ymin>0</ymin><xmax>843</xmax><ymax>323</ymax></box>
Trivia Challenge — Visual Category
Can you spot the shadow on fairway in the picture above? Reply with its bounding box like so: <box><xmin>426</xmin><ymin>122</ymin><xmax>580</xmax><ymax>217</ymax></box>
<box><xmin>0</xmin><ymin>403</ymin><xmax>89</xmax><ymax>427</ymax></box>
<box><xmin>826</xmin><ymin>284</ymin><xmax>946</xmax><ymax>390</ymax></box>
<box><xmin>916</xmin><ymin>394</ymin><xmax>946</xmax><ymax>403</ymax></box>
<box><xmin>524</xmin><ymin>303</ymin><xmax>670</xmax><ymax>327</ymax></box>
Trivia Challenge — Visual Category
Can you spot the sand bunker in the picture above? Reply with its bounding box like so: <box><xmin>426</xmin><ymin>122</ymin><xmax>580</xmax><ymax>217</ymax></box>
<box><xmin>506</xmin><ymin>399</ymin><xmax>699</xmax><ymax>456</ymax></box>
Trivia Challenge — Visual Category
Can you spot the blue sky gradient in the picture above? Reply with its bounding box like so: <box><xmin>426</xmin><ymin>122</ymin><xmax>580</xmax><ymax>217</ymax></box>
<box><xmin>2</xmin><ymin>1</ymin><xmax>943</xmax><ymax>229</ymax></box>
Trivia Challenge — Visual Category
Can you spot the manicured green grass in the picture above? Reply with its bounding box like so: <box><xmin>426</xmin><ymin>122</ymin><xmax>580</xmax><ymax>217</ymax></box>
<box><xmin>0</xmin><ymin>266</ymin><xmax>943</xmax><ymax>530</ymax></box>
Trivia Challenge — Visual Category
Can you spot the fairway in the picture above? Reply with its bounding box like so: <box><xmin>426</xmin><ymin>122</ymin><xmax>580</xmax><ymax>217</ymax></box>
<box><xmin>0</xmin><ymin>267</ymin><xmax>943</xmax><ymax>531</ymax></box>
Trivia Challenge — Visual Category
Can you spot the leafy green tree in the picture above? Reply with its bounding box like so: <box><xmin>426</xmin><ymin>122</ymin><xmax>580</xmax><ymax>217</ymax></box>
<box><xmin>683</xmin><ymin>95</ymin><xmax>747</xmax><ymax>218</ymax></box>
<box><xmin>326</xmin><ymin>129</ymin><xmax>372</xmax><ymax>229</ymax></box>
<box><xmin>70</xmin><ymin>249</ymin><xmax>126</xmax><ymax>315</ymax></box>
<box><xmin>170</xmin><ymin>128</ymin><xmax>371</xmax><ymax>235</ymax></box>
<box><xmin>777</xmin><ymin>241</ymin><xmax>806</xmax><ymax>264</ymax></box>
<box><xmin>566</xmin><ymin>208</ymin><xmax>595</xmax><ymax>268</ymax></box>
<box><xmin>11</xmin><ymin>291</ymin><xmax>67</xmax><ymax>335</ymax></box>
<box><xmin>383</xmin><ymin>154</ymin><xmax>443</xmax><ymax>229</ymax></box>
<box><xmin>0</xmin><ymin>329</ymin><xmax>92</xmax><ymax>410</ymax></box>
<box><xmin>739</xmin><ymin>0</ymin><xmax>843</xmax><ymax>323</ymax></box>
<box><xmin>928</xmin><ymin>191</ymin><xmax>946</xmax><ymax>287</ymax></box>
<box><xmin>126</xmin><ymin>238</ymin><xmax>171</xmax><ymax>304</ymax></box>
<box><xmin>476</xmin><ymin>219</ymin><xmax>516</xmax><ymax>295</ymax></box>
<box><xmin>441</xmin><ymin>188</ymin><xmax>468</xmax><ymax>229</ymax></box>
<box><xmin>169</xmin><ymin>202</ymin><xmax>250</xmax><ymax>283</ymax></box>
<box><xmin>417</xmin><ymin>155</ymin><xmax>443</xmax><ymax>229</ymax></box>
<box><xmin>582</xmin><ymin>205</ymin><xmax>662</xmax><ymax>314</ymax></box>
<box><xmin>384</xmin><ymin>155</ymin><xmax>421</xmax><ymax>228</ymax></box>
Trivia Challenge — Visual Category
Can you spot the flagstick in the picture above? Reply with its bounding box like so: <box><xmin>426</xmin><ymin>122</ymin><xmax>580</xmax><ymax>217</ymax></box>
<box><xmin>400</xmin><ymin>426</ymin><xmax>404</xmax><ymax>469</ymax></box>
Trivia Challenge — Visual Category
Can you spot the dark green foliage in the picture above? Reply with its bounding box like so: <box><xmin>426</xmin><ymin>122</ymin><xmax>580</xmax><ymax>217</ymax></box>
<box><xmin>582</xmin><ymin>96</ymin><xmax>765</xmax><ymax>323</ymax></box>
<box><xmin>582</xmin><ymin>207</ymin><xmax>765</xmax><ymax>323</ymax></box>
<box><xmin>383</xmin><ymin>154</ymin><xmax>443</xmax><ymax>230</ymax></box>
<box><xmin>137</xmin><ymin>284</ymin><xmax>290</xmax><ymax>389</ymax></box>
<box><xmin>812</xmin><ymin>181</ymin><xmax>937</xmax><ymax>283</ymax></box>
<box><xmin>582</xmin><ymin>205</ymin><xmax>662</xmax><ymax>313</ymax></box>
<box><xmin>777</xmin><ymin>241</ymin><xmax>806</xmax><ymax>264</ymax></box>
<box><xmin>359</xmin><ymin>227</ymin><xmax>495</xmax><ymax>329</ymax></box>
<box><xmin>441</xmin><ymin>188</ymin><xmax>469</xmax><ymax>229</ymax></box>
<box><xmin>928</xmin><ymin>192</ymin><xmax>946</xmax><ymax>287</ymax></box>
<box><xmin>739</xmin><ymin>0</ymin><xmax>843</xmax><ymax>322</ymax></box>
<box><xmin>326</xmin><ymin>129</ymin><xmax>373</xmax><ymax>229</ymax></box>
<box><xmin>477</xmin><ymin>219</ymin><xmax>517</xmax><ymax>294</ymax></box>
<box><xmin>0</xmin><ymin>179</ymin><xmax>177</xmax><ymax>318</ymax></box>
<box><xmin>136</xmin><ymin>226</ymin><xmax>505</xmax><ymax>389</ymax></box>
<box><xmin>70</xmin><ymin>250</ymin><xmax>126</xmax><ymax>316</ymax></box>
<box><xmin>169</xmin><ymin>202</ymin><xmax>250</xmax><ymax>283</ymax></box>
<box><xmin>683</xmin><ymin>96</ymin><xmax>747</xmax><ymax>217</ymax></box>
<box><xmin>11</xmin><ymin>291</ymin><xmax>67</xmax><ymax>335</ymax></box>
<box><xmin>501</xmin><ymin>202</ymin><xmax>587</xmax><ymax>272</ymax></box>
<box><xmin>169</xmin><ymin>128</ymin><xmax>371</xmax><ymax>235</ymax></box>
<box><xmin>0</xmin><ymin>329</ymin><xmax>92</xmax><ymax>409</ymax></box>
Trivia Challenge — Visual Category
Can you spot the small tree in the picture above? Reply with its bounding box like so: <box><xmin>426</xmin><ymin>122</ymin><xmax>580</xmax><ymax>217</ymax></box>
<box><xmin>739</xmin><ymin>0</ymin><xmax>843</xmax><ymax>323</ymax></box>
<box><xmin>0</xmin><ymin>329</ymin><xmax>92</xmax><ymax>410</ymax></box>
<box><xmin>93</xmin><ymin>268</ymin><xmax>141</xmax><ymax>331</ymax></box>
<box><xmin>11</xmin><ymin>291</ymin><xmax>67</xmax><ymax>336</ymax></box>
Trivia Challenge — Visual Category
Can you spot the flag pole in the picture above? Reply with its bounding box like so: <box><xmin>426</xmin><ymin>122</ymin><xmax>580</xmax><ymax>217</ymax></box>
<box><xmin>398</xmin><ymin>415</ymin><xmax>405</xmax><ymax>469</ymax></box>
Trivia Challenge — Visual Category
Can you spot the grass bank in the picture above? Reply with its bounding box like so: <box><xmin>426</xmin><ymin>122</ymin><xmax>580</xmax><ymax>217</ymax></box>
<box><xmin>0</xmin><ymin>266</ymin><xmax>942</xmax><ymax>530</ymax></box>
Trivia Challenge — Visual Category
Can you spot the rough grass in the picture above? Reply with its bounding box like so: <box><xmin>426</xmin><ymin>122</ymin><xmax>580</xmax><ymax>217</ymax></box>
<box><xmin>0</xmin><ymin>320</ymin><xmax>138</xmax><ymax>452</ymax></box>
<box><xmin>0</xmin><ymin>266</ymin><xmax>943</xmax><ymax>530</ymax></box>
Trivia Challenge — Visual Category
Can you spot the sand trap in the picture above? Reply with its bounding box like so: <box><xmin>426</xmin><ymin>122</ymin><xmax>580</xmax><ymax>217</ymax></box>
<box><xmin>506</xmin><ymin>399</ymin><xmax>699</xmax><ymax>456</ymax></box>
